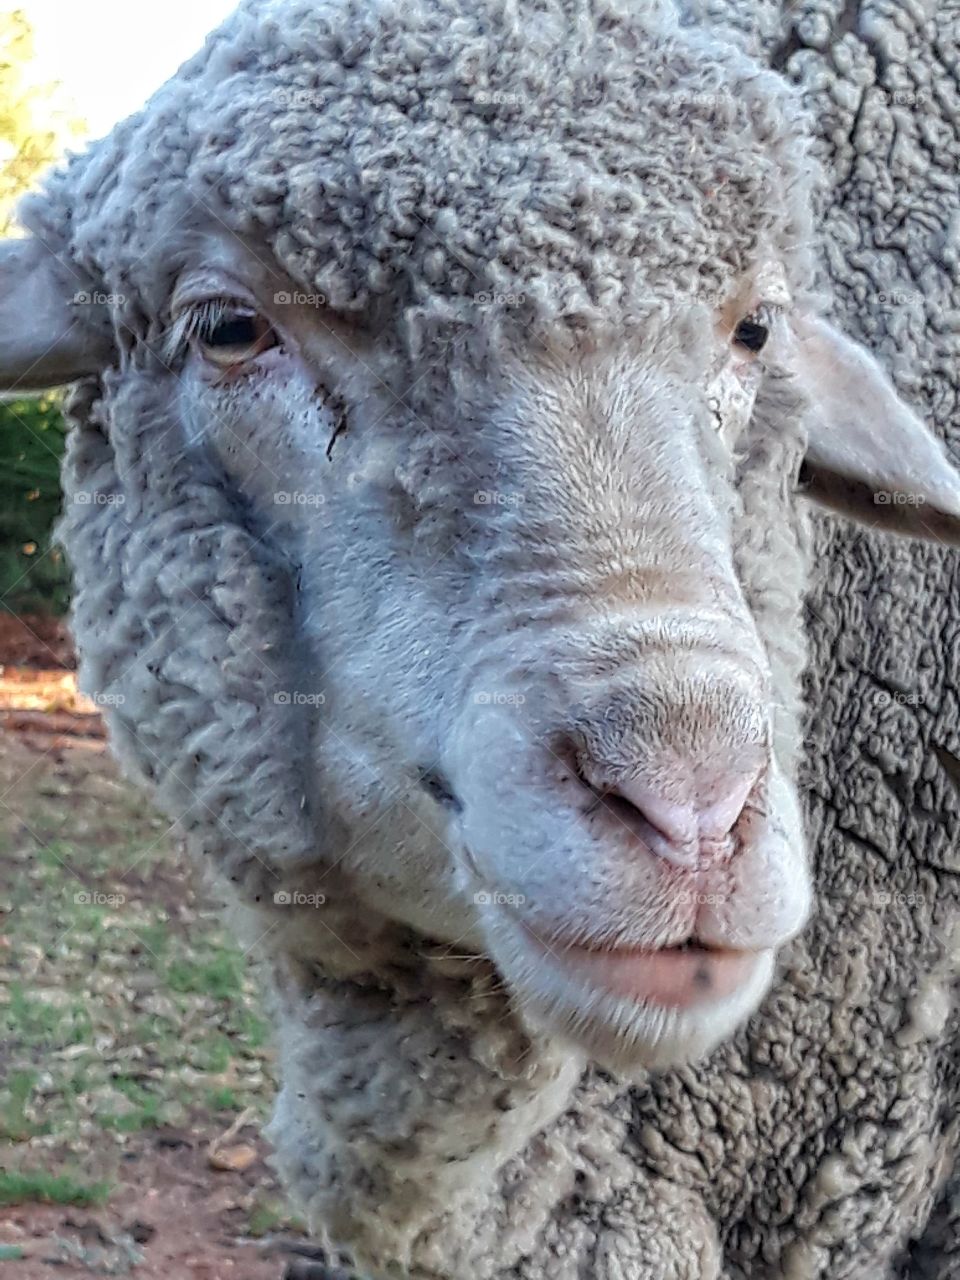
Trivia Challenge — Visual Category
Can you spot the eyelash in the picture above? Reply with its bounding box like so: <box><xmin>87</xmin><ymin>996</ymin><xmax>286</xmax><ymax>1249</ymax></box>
<box><xmin>164</xmin><ymin>299</ymin><xmax>231</xmax><ymax>363</ymax></box>
<box><xmin>164</xmin><ymin>299</ymin><xmax>281</xmax><ymax>370</ymax></box>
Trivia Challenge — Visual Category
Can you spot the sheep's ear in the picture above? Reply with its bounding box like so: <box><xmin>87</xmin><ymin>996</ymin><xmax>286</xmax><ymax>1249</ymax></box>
<box><xmin>0</xmin><ymin>238</ymin><xmax>112</xmax><ymax>391</ymax></box>
<box><xmin>788</xmin><ymin>313</ymin><xmax>960</xmax><ymax>544</ymax></box>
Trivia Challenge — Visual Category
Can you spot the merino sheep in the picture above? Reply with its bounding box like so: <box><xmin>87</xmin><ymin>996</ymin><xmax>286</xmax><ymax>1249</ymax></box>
<box><xmin>1</xmin><ymin>0</ymin><xmax>958</xmax><ymax>1276</ymax></box>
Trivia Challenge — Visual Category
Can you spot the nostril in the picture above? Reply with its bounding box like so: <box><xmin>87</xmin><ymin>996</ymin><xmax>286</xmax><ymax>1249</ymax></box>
<box><xmin>610</xmin><ymin>777</ymin><xmax>700</xmax><ymax>849</ymax></box>
<box><xmin>571</xmin><ymin>752</ymin><xmax>698</xmax><ymax>867</ymax></box>
<box><xmin>615</xmin><ymin>765</ymin><xmax>762</xmax><ymax>845</ymax></box>
<box><xmin>574</xmin><ymin>753</ymin><xmax>765</xmax><ymax>867</ymax></box>
<box><xmin>695</xmin><ymin>767</ymin><xmax>761</xmax><ymax>841</ymax></box>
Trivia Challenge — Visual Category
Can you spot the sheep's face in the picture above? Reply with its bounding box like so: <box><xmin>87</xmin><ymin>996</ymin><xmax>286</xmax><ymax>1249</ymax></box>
<box><xmin>112</xmin><ymin>244</ymin><xmax>816</xmax><ymax>1069</ymax></box>
<box><xmin>6</xmin><ymin>1</ymin><xmax>960</xmax><ymax>1072</ymax></box>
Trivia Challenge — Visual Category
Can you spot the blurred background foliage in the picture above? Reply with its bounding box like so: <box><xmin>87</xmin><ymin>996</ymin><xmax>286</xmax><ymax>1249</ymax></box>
<box><xmin>0</xmin><ymin>396</ymin><xmax>69</xmax><ymax>614</ymax></box>
<box><xmin>0</xmin><ymin>8</ymin><xmax>85</xmax><ymax>235</ymax></box>
<box><xmin>0</xmin><ymin>9</ymin><xmax>86</xmax><ymax>617</ymax></box>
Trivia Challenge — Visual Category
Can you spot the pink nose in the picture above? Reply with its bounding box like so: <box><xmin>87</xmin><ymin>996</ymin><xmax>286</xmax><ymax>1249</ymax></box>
<box><xmin>585</xmin><ymin>758</ymin><xmax>764</xmax><ymax>869</ymax></box>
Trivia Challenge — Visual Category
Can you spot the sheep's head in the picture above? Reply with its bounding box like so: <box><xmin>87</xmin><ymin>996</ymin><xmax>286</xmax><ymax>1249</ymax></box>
<box><xmin>3</xmin><ymin>0</ymin><xmax>960</xmax><ymax>1072</ymax></box>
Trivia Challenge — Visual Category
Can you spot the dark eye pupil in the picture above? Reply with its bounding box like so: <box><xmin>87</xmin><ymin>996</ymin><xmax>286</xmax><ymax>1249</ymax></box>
<box><xmin>206</xmin><ymin>316</ymin><xmax>259</xmax><ymax>348</ymax></box>
<box><xmin>734</xmin><ymin>319</ymin><xmax>768</xmax><ymax>353</ymax></box>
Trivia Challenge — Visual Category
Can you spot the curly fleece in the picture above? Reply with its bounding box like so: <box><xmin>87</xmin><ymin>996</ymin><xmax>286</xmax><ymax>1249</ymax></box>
<box><xmin>19</xmin><ymin>0</ymin><xmax>959</xmax><ymax>1276</ymax></box>
<box><xmin>24</xmin><ymin>0</ymin><xmax>815</xmax><ymax>331</ymax></box>
<box><xmin>23</xmin><ymin>0</ymin><xmax>820</xmax><ymax>876</ymax></box>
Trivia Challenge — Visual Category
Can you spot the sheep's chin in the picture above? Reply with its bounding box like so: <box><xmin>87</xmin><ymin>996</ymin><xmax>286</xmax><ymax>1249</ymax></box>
<box><xmin>484</xmin><ymin>913</ymin><xmax>776</xmax><ymax>1072</ymax></box>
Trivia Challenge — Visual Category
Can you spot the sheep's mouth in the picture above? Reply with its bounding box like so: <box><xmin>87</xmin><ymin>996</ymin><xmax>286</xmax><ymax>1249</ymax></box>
<box><xmin>519</xmin><ymin>922</ymin><xmax>765</xmax><ymax>1012</ymax></box>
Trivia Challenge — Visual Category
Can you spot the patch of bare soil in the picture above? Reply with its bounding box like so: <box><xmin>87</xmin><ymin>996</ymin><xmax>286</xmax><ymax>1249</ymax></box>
<box><xmin>0</xmin><ymin>614</ymin><xmax>75</xmax><ymax>671</ymax></box>
<box><xmin>0</xmin><ymin>1132</ymin><xmax>302</xmax><ymax>1279</ymax></box>
<box><xmin>0</xmin><ymin>614</ymin><xmax>101</xmax><ymax>751</ymax></box>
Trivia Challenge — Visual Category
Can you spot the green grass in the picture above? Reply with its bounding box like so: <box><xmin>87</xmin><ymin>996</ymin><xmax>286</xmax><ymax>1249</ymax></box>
<box><xmin>166</xmin><ymin>947</ymin><xmax>246</xmax><ymax>1000</ymax></box>
<box><xmin>246</xmin><ymin>1197</ymin><xmax>296</xmax><ymax>1238</ymax></box>
<box><xmin>5</xmin><ymin>984</ymin><xmax>63</xmax><ymax>1042</ymax></box>
<box><xmin>0</xmin><ymin>1171</ymin><xmax>110</xmax><ymax>1208</ymax></box>
<box><xmin>0</xmin><ymin>745</ymin><xmax>278</xmax><ymax>1205</ymax></box>
<box><xmin>206</xmin><ymin>1085</ymin><xmax>243</xmax><ymax>1112</ymax></box>
<box><xmin>96</xmin><ymin>1077</ymin><xmax>165</xmax><ymax>1134</ymax></box>
<box><xmin>0</xmin><ymin>1069</ymin><xmax>44</xmax><ymax>1141</ymax></box>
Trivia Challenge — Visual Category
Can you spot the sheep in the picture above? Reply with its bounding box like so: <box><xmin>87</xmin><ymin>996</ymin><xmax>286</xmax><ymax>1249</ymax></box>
<box><xmin>0</xmin><ymin>0</ymin><xmax>957</xmax><ymax>1276</ymax></box>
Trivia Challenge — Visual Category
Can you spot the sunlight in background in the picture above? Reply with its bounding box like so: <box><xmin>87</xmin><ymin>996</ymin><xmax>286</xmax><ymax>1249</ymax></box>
<box><xmin>20</xmin><ymin>0</ymin><xmax>237</xmax><ymax>138</ymax></box>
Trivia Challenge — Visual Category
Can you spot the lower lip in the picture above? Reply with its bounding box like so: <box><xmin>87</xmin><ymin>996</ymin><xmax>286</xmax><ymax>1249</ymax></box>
<box><xmin>525</xmin><ymin>929</ymin><xmax>763</xmax><ymax>1010</ymax></box>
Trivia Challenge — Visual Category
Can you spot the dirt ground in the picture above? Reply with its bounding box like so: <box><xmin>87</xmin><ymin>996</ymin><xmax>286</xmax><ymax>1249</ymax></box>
<box><xmin>0</xmin><ymin>614</ymin><xmax>338</xmax><ymax>1279</ymax></box>
<box><xmin>1</xmin><ymin>1145</ymin><xmax>304</xmax><ymax>1279</ymax></box>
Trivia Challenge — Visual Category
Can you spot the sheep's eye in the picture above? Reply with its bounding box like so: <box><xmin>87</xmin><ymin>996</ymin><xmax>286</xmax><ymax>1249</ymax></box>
<box><xmin>733</xmin><ymin>314</ymin><xmax>770</xmax><ymax>354</ymax></box>
<box><xmin>190</xmin><ymin>301</ymin><xmax>279</xmax><ymax>368</ymax></box>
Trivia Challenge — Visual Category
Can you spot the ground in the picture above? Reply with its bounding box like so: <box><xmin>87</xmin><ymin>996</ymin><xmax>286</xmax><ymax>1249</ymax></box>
<box><xmin>0</xmin><ymin>613</ymin><xmax>330</xmax><ymax>1279</ymax></box>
